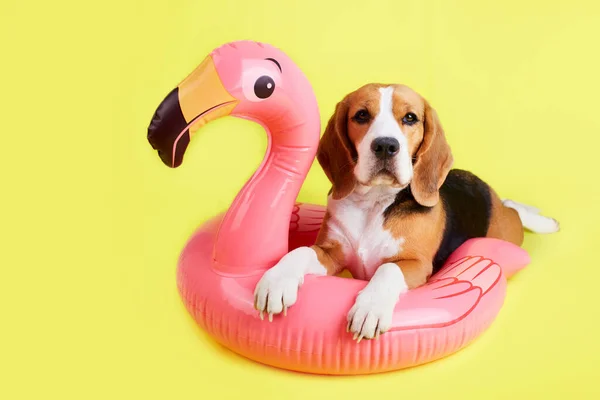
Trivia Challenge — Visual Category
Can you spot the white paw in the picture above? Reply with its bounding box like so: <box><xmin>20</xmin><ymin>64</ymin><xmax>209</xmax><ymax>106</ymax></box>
<box><xmin>346</xmin><ymin>263</ymin><xmax>406</xmax><ymax>342</ymax></box>
<box><xmin>254</xmin><ymin>266</ymin><xmax>302</xmax><ymax>321</ymax></box>
<box><xmin>347</xmin><ymin>290</ymin><xmax>396</xmax><ymax>342</ymax></box>
<box><xmin>253</xmin><ymin>247</ymin><xmax>326</xmax><ymax>321</ymax></box>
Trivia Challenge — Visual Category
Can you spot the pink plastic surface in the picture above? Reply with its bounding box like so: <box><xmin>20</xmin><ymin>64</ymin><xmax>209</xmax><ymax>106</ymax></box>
<box><xmin>179</xmin><ymin>207</ymin><xmax>529</xmax><ymax>374</ymax></box>
<box><xmin>162</xmin><ymin>41</ymin><xmax>531</xmax><ymax>374</ymax></box>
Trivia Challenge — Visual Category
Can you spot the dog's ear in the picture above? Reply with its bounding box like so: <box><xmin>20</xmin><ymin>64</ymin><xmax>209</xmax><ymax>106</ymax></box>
<box><xmin>317</xmin><ymin>98</ymin><xmax>357</xmax><ymax>200</ymax></box>
<box><xmin>411</xmin><ymin>101</ymin><xmax>453</xmax><ymax>207</ymax></box>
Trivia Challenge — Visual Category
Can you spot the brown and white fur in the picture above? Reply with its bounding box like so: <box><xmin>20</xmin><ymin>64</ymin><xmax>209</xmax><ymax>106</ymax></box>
<box><xmin>254</xmin><ymin>84</ymin><xmax>559</xmax><ymax>342</ymax></box>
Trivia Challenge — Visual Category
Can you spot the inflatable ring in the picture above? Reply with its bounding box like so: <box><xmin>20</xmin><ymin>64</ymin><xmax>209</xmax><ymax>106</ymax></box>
<box><xmin>147</xmin><ymin>41</ymin><xmax>530</xmax><ymax>375</ymax></box>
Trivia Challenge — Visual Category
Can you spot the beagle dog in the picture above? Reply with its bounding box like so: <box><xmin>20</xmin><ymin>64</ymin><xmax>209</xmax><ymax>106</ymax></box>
<box><xmin>254</xmin><ymin>83</ymin><xmax>559</xmax><ymax>341</ymax></box>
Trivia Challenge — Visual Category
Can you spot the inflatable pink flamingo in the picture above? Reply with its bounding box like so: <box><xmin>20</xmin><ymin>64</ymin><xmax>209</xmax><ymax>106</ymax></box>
<box><xmin>147</xmin><ymin>41</ymin><xmax>530</xmax><ymax>375</ymax></box>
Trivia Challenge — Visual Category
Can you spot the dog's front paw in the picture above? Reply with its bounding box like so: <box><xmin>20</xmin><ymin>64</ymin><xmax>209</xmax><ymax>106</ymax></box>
<box><xmin>346</xmin><ymin>263</ymin><xmax>406</xmax><ymax>342</ymax></box>
<box><xmin>254</xmin><ymin>266</ymin><xmax>303</xmax><ymax>321</ymax></box>
<box><xmin>254</xmin><ymin>247</ymin><xmax>324</xmax><ymax>321</ymax></box>
<box><xmin>347</xmin><ymin>290</ymin><xmax>396</xmax><ymax>342</ymax></box>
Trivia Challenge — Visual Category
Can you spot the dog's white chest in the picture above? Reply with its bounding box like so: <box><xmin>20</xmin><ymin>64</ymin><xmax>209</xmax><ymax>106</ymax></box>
<box><xmin>327</xmin><ymin>192</ymin><xmax>404</xmax><ymax>280</ymax></box>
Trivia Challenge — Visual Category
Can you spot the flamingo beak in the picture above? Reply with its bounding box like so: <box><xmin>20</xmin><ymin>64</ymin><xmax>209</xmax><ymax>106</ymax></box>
<box><xmin>147</xmin><ymin>56</ymin><xmax>238</xmax><ymax>168</ymax></box>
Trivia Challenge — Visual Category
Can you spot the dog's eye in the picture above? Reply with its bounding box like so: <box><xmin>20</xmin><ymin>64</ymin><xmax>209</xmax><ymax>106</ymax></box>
<box><xmin>402</xmin><ymin>112</ymin><xmax>418</xmax><ymax>125</ymax></box>
<box><xmin>353</xmin><ymin>109</ymin><xmax>371</xmax><ymax>124</ymax></box>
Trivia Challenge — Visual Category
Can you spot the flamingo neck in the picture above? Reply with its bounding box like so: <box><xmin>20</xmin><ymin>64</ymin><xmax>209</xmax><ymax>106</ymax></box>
<box><xmin>212</xmin><ymin>119</ymin><xmax>319</xmax><ymax>274</ymax></box>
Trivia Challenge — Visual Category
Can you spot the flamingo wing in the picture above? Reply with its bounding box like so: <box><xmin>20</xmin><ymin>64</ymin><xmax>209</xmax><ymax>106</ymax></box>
<box><xmin>389</xmin><ymin>257</ymin><xmax>503</xmax><ymax>331</ymax></box>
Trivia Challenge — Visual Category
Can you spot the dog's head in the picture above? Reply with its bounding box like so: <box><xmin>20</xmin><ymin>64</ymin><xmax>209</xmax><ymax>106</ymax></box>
<box><xmin>317</xmin><ymin>84</ymin><xmax>453</xmax><ymax>206</ymax></box>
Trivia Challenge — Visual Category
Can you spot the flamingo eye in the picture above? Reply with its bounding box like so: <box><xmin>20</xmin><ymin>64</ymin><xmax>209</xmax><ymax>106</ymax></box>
<box><xmin>254</xmin><ymin>76</ymin><xmax>275</xmax><ymax>99</ymax></box>
<box><xmin>241</xmin><ymin>61</ymin><xmax>281</xmax><ymax>102</ymax></box>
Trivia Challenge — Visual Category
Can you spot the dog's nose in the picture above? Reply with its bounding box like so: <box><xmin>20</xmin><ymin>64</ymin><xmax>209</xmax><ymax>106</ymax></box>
<box><xmin>371</xmin><ymin>137</ymin><xmax>400</xmax><ymax>160</ymax></box>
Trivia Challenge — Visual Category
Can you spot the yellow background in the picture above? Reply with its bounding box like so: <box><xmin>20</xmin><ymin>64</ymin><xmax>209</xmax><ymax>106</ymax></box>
<box><xmin>2</xmin><ymin>0</ymin><xmax>599</xmax><ymax>398</ymax></box>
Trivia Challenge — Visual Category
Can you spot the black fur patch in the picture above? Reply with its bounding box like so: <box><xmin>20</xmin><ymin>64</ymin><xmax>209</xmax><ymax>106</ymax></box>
<box><xmin>432</xmin><ymin>169</ymin><xmax>492</xmax><ymax>273</ymax></box>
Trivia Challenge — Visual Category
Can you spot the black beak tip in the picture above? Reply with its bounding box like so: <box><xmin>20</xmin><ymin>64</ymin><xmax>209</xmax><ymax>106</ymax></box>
<box><xmin>147</xmin><ymin>126</ymin><xmax>177</xmax><ymax>168</ymax></box>
<box><xmin>147</xmin><ymin>131</ymin><xmax>188</xmax><ymax>169</ymax></box>
<box><xmin>147</xmin><ymin>87</ymin><xmax>189</xmax><ymax>168</ymax></box>
<box><xmin>156</xmin><ymin>150</ymin><xmax>177</xmax><ymax>168</ymax></box>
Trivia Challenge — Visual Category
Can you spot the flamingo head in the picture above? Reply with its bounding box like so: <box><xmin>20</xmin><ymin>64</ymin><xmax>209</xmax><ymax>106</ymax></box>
<box><xmin>148</xmin><ymin>41</ymin><xmax>320</xmax><ymax>168</ymax></box>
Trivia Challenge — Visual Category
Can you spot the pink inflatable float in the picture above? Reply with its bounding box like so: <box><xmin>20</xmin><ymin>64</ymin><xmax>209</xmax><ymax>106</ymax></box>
<box><xmin>147</xmin><ymin>41</ymin><xmax>530</xmax><ymax>375</ymax></box>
